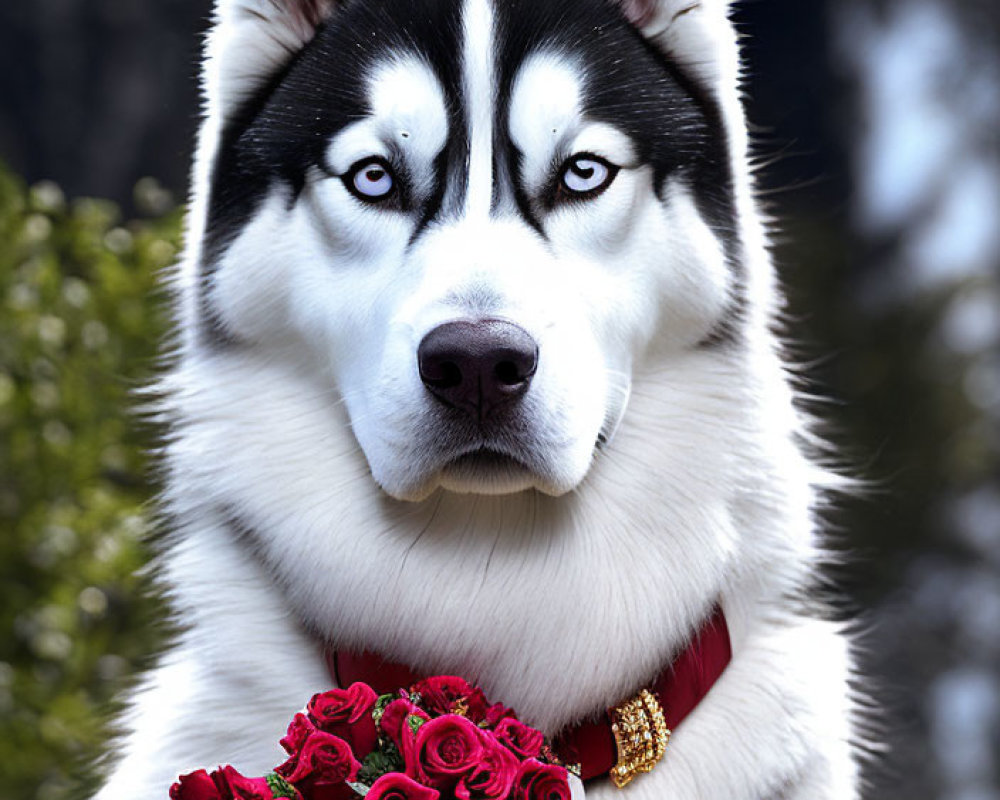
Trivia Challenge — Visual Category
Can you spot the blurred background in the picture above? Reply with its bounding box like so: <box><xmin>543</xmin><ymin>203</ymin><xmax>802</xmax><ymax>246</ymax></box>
<box><xmin>0</xmin><ymin>0</ymin><xmax>997</xmax><ymax>798</ymax></box>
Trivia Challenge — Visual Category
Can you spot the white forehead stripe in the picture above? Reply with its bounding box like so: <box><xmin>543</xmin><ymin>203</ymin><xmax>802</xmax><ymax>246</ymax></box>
<box><xmin>326</xmin><ymin>55</ymin><xmax>448</xmax><ymax>174</ymax></box>
<box><xmin>509</xmin><ymin>53</ymin><xmax>584</xmax><ymax>157</ymax></box>
<box><xmin>509</xmin><ymin>53</ymin><xmax>588</xmax><ymax>193</ymax></box>
<box><xmin>463</xmin><ymin>0</ymin><xmax>496</xmax><ymax>218</ymax></box>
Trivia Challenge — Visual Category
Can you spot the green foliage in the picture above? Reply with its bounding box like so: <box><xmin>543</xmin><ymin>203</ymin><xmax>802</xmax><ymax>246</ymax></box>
<box><xmin>266</xmin><ymin>772</ymin><xmax>303</xmax><ymax>799</ymax></box>
<box><xmin>0</xmin><ymin>164</ymin><xmax>180</xmax><ymax>800</ymax></box>
<box><xmin>355</xmin><ymin>744</ymin><xmax>405</xmax><ymax>788</ymax></box>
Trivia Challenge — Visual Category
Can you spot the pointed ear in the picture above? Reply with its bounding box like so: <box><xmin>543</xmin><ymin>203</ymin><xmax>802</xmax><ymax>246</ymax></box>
<box><xmin>202</xmin><ymin>0</ymin><xmax>338</xmax><ymax>124</ymax></box>
<box><xmin>614</xmin><ymin>0</ymin><xmax>738</xmax><ymax>96</ymax></box>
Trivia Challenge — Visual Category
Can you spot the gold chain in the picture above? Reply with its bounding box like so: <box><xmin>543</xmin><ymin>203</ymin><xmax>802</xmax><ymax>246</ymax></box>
<box><xmin>608</xmin><ymin>689</ymin><xmax>671</xmax><ymax>788</ymax></box>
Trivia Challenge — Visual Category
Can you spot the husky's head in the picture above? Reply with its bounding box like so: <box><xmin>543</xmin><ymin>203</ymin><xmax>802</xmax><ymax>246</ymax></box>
<box><xmin>181</xmin><ymin>0</ymin><xmax>761</xmax><ymax>506</ymax></box>
<box><xmin>165</xmin><ymin>0</ymin><xmax>820</xmax><ymax>728</ymax></box>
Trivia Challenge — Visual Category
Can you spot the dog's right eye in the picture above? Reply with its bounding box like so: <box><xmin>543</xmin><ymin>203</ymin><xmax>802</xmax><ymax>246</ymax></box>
<box><xmin>554</xmin><ymin>153</ymin><xmax>619</xmax><ymax>204</ymax></box>
<box><xmin>344</xmin><ymin>158</ymin><xmax>396</xmax><ymax>204</ymax></box>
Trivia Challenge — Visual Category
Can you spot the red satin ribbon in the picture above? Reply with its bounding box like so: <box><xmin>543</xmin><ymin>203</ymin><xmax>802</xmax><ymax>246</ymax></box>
<box><xmin>326</xmin><ymin>606</ymin><xmax>731</xmax><ymax>782</ymax></box>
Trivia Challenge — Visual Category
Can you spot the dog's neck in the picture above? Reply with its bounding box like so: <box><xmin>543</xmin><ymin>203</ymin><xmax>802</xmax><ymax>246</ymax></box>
<box><xmin>167</xmin><ymin>348</ymin><xmax>811</xmax><ymax>733</ymax></box>
<box><xmin>327</xmin><ymin>604</ymin><xmax>732</xmax><ymax>782</ymax></box>
<box><xmin>196</xmin><ymin>467</ymin><xmax>748</xmax><ymax>735</ymax></box>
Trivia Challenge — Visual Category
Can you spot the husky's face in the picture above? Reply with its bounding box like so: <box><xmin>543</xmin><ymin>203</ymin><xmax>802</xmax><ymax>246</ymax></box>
<box><xmin>199</xmin><ymin>0</ymin><xmax>738</xmax><ymax>501</ymax></box>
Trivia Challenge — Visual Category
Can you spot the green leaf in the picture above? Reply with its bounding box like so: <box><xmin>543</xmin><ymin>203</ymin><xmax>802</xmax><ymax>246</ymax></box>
<box><xmin>265</xmin><ymin>772</ymin><xmax>302</xmax><ymax>799</ymax></box>
<box><xmin>355</xmin><ymin>743</ymin><xmax>405</xmax><ymax>786</ymax></box>
<box><xmin>371</xmin><ymin>692</ymin><xmax>395</xmax><ymax>730</ymax></box>
<box><xmin>406</xmin><ymin>714</ymin><xmax>426</xmax><ymax>736</ymax></box>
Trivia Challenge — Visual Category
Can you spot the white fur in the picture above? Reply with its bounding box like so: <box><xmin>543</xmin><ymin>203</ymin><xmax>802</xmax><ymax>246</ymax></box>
<box><xmin>96</xmin><ymin>0</ymin><xmax>863</xmax><ymax>798</ymax></box>
<box><xmin>462</xmin><ymin>0</ymin><xmax>496</xmax><ymax>219</ymax></box>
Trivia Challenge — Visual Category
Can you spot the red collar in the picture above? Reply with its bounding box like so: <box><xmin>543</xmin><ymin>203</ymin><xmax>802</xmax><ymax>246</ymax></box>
<box><xmin>326</xmin><ymin>606</ymin><xmax>731</xmax><ymax>783</ymax></box>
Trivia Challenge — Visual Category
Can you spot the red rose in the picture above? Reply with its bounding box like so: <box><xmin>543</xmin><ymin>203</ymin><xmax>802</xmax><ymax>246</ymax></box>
<box><xmin>512</xmin><ymin>760</ymin><xmax>571</xmax><ymax>800</ymax></box>
<box><xmin>171</xmin><ymin>769</ymin><xmax>222</xmax><ymax>800</ymax></box>
<box><xmin>276</xmin><ymin>730</ymin><xmax>360</xmax><ymax>786</ymax></box>
<box><xmin>411</xmin><ymin>677</ymin><xmax>487</xmax><ymax>721</ymax></box>
<box><xmin>308</xmin><ymin>683</ymin><xmax>378</xmax><ymax>728</ymax></box>
<box><xmin>213</xmin><ymin>767</ymin><xmax>276</xmax><ymax>800</ymax></box>
<box><xmin>483</xmin><ymin>703</ymin><xmax>516</xmax><ymax>729</ymax></box>
<box><xmin>308</xmin><ymin>782</ymin><xmax>358</xmax><ymax>800</ymax></box>
<box><xmin>281</xmin><ymin>713</ymin><xmax>318</xmax><ymax>755</ymax></box>
<box><xmin>170</xmin><ymin>767</ymin><xmax>275</xmax><ymax>800</ymax></box>
<box><xmin>411</xmin><ymin>715</ymin><xmax>484</xmax><ymax>788</ymax></box>
<box><xmin>380</xmin><ymin>697</ymin><xmax>431</xmax><ymax>753</ymax></box>
<box><xmin>455</xmin><ymin>734</ymin><xmax>519</xmax><ymax>800</ymax></box>
<box><xmin>493</xmin><ymin>718</ymin><xmax>544</xmax><ymax>760</ymax></box>
<box><xmin>307</xmin><ymin>683</ymin><xmax>379</xmax><ymax>755</ymax></box>
<box><xmin>367</xmin><ymin>773</ymin><xmax>441</xmax><ymax>800</ymax></box>
<box><xmin>461</xmin><ymin>688</ymin><xmax>489</xmax><ymax>723</ymax></box>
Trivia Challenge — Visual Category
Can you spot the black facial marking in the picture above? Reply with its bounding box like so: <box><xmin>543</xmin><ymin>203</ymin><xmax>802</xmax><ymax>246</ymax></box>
<box><xmin>410</xmin><ymin>148</ymin><xmax>451</xmax><ymax>246</ymax></box>
<box><xmin>508</xmin><ymin>147</ymin><xmax>546</xmax><ymax>238</ymax></box>
<box><xmin>412</xmin><ymin>119</ymin><xmax>471</xmax><ymax>244</ymax></box>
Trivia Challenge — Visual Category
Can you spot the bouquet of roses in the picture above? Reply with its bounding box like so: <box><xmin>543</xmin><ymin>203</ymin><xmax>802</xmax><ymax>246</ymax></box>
<box><xmin>169</xmin><ymin>676</ymin><xmax>576</xmax><ymax>800</ymax></box>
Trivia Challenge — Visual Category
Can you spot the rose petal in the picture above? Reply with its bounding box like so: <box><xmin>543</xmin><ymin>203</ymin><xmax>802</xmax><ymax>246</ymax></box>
<box><xmin>483</xmin><ymin>703</ymin><xmax>516</xmax><ymax>729</ymax></box>
<box><xmin>413</xmin><ymin>715</ymin><xmax>484</xmax><ymax>789</ymax></box>
<box><xmin>512</xmin><ymin>760</ymin><xmax>571</xmax><ymax>800</ymax></box>
<box><xmin>493</xmin><ymin>718</ymin><xmax>544</xmax><ymax>760</ymax></box>
<box><xmin>213</xmin><ymin>766</ymin><xmax>275</xmax><ymax>800</ymax></box>
<box><xmin>281</xmin><ymin>714</ymin><xmax>317</xmax><ymax>756</ymax></box>
<box><xmin>170</xmin><ymin>769</ymin><xmax>223</xmax><ymax>800</ymax></box>
<box><xmin>381</xmin><ymin>698</ymin><xmax>430</xmax><ymax>752</ymax></box>
<box><xmin>308</xmin><ymin>683</ymin><xmax>379</xmax><ymax>729</ymax></box>
<box><xmin>410</xmin><ymin>677</ymin><xmax>475</xmax><ymax>716</ymax></box>
<box><xmin>455</xmin><ymin>734</ymin><xmax>519</xmax><ymax>800</ymax></box>
<box><xmin>276</xmin><ymin>731</ymin><xmax>360</xmax><ymax>785</ymax></box>
<box><xmin>367</xmin><ymin>773</ymin><xmax>441</xmax><ymax>800</ymax></box>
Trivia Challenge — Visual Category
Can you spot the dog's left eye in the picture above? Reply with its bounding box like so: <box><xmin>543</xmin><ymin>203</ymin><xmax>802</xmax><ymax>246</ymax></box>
<box><xmin>559</xmin><ymin>154</ymin><xmax>618</xmax><ymax>199</ymax></box>
<box><xmin>345</xmin><ymin>158</ymin><xmax>396</xmax><ymax>203</ymax></box>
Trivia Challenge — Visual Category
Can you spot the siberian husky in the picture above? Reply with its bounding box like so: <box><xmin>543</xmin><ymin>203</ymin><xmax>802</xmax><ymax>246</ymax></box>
<box><xmin>97</xmin><ymin>0</ymin><xmax>863</xmax><ymax>798</ymax></box>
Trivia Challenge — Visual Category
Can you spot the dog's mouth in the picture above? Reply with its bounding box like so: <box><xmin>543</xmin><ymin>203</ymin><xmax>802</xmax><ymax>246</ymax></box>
<box><xmin>437</xmin><ymin>447</ymin><xmax>537</xmax><ymax>495</ymax></box>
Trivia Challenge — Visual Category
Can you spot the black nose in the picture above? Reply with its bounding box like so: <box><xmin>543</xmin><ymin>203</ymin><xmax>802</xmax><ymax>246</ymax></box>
<box><xmin>417</xmin><ymin>319</ymin><xmax>539</xmax><ymax>421</ymax></box>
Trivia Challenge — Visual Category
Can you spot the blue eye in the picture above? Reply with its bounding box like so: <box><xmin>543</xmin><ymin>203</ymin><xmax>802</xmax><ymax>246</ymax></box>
<box><xmin>346</xmin><ymin>158</ymin><xmax>396</xmax><ymax>203</ymax></box>
<box><xmin>560</xmin><ymin>154</ymin><xmax>617</xmax><ymax>197</ymax></box>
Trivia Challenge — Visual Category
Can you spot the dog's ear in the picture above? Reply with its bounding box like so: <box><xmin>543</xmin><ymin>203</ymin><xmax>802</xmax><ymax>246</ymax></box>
<box><xmin>614</xmin><ymin>0</ymin><xmax>737</xmax><ymax>96</ymax></box>
<box><xmin>203</xmin><ymin>0</ymin><xmax>339</xmax><ymax>124</ymax></box>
